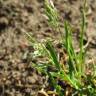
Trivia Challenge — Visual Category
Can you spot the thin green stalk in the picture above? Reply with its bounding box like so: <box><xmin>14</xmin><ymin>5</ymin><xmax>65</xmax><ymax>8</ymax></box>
<box><xmin>79</xmin><ymin>0</ymin><xmax>86</xmax><ymax>75</ymax></box>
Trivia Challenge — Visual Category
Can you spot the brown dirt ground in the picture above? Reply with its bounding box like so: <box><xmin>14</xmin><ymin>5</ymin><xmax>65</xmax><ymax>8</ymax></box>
<box><xmin>0</xmin><ymin>0</ymin><xmax>96</xmax><ymax>96</ymax></box>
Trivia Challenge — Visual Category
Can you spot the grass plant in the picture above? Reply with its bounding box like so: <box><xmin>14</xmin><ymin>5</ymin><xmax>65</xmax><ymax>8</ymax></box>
<box><xmin>26</xmin><ymin>0</ymin><xmax>96</xmax><ymax>95</ymax></box>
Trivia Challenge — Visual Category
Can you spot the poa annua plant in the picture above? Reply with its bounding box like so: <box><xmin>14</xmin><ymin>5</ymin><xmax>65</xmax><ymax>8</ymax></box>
<box><xmin>26</xmin><ymin>0</ymin><xmax>96</xmax><ymax>95</ymax></box>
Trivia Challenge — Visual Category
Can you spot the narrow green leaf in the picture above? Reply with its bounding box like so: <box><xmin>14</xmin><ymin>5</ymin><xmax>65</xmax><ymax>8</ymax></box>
<box><xmin>46</xmin><ymin>41</ymin><xmax>60</xmax><ymax>70</ymax></box>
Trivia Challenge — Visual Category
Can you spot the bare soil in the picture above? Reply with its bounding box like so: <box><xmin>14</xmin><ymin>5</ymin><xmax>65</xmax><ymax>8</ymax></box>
<box><xmin>0</xmin><ymin>0</ymin><xmax>96</xmax><ymax>96</ymax></box>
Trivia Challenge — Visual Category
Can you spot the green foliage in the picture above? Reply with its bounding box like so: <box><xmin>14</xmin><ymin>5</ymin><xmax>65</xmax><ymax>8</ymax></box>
<box><xmin>46</xmin><ymin>41</ymin><xmax>60</xmax><ymax>70</ymax></box>
<box><xmin>26</xmin><ymin>0</ymin><xmax>96</xmax><ymax>95</ymax></box>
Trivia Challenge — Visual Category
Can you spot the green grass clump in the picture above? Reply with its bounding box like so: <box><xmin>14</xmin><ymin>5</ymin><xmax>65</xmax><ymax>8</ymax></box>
<box><xmin>26</xmin><ymin>0</ymin><xmax>96</xmax><ymax>95</ymax></box>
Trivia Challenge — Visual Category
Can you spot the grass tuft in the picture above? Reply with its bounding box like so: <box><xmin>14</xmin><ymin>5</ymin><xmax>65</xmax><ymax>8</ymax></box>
<box><xmin>26</xmin><ymin>0</ymin><xmax>96</xmax><ymax>95</ymax></box>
